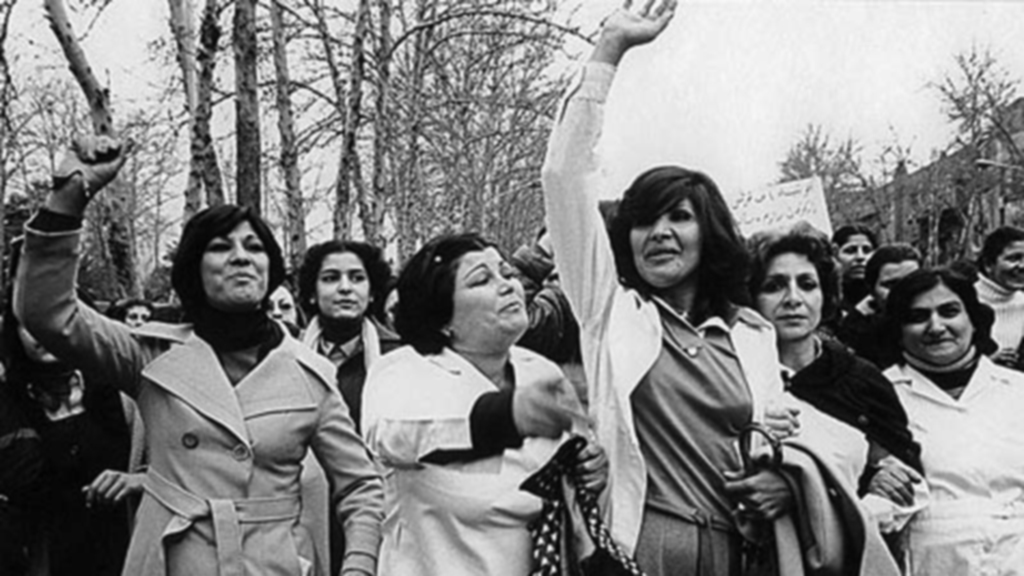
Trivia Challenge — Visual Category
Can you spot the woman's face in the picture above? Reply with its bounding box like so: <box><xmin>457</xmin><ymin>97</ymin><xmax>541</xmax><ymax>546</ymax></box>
<box><xmin>124</xmin><ymin>305</ymin><xmax>151</xmax><ymax>328</ymax></box>
<box><xmin>200</xmin><ymin>221</ymin><xmax>270</xmax><ymax>312</ymax></box>
<box><xmin>447</xmin><ymin>247</ymin><xmax>527</xmax><ymax>353</ymax></box>
<box><xmin>755</xmin><ymin>252</ymin><xmax>824</xmax><ymax>344</ymax></box>
<box><xmin>315</xmin><ymin>251</ymin><xmax>371</xmax><ymax>322</ymax></box>
<box><xmin>989</xmin><ymin>240</ymin><xmax>1024</xmax><ymax>291</ymax></box>
<box><xmin>268</xmin><ymin>285</ymin><xmax>298</xmax><ymax>326</ymax></box>
<box><xmin>629</xmin><ymin>198</ymin><xmax>702</xmax><ymax>291</ymax></box>
<box><xmin>836</xmin><ymin>234</ymin><xmax>873</xmax><ymax>280</ymax></box>
<box><xmin>900</xmin><ymin>282</ymin><xmax>975</xmax><ymax>366</ymax></box>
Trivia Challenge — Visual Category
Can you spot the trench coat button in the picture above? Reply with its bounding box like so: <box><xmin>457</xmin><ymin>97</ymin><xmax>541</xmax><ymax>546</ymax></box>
<box><xmin>232</xmin><ymin>444</ymin><xmax>251</xmax><ymax>461</ymax></box>
<box><xmin>181</xmin><ymin>433</ymin><xmax>199</xmax><ymax>449</ymax></box>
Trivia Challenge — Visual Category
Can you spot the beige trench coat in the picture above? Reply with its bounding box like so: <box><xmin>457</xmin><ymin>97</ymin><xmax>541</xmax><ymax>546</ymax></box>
<box><xmin>15</xmin><ymin>225</ymin><xmax>383</xmax><ymax>576</ymax></box>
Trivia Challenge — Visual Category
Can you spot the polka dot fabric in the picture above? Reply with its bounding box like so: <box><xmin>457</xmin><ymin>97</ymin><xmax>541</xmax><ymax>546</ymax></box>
<box><xmin>520</xmin><ymin>436</ymin><xmax>646</xmax><ymax>576</ymax></box>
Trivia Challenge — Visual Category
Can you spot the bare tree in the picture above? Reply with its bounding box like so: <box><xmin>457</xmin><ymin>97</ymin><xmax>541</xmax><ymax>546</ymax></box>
<box><xmin>196</xmin><ymin>0</ymin><xmax>225</xmax><ymax>208</ymax></box>
<box><xmin>233</xmin><ymin>0</ymin><xmax>260</xmax><ymax>211</ymax></box>
<box><xmin>43</xmin><ymin>0</ymin><xmax>137</xmax><ymax>297</ymax></box>
<box><xmin>270</xmin><ymin>0</ymin><xmax>306</xmax><ymax>271</ymax></box>
<box><xmin>334</xmin><ymin>0</ymin><xmax>370</xmax><ymax>239</ymax></box>
<box><xmin>932</xmin><ymin>45</ymin><xmax>1021</xmax><ymax>160</ymax></box>
<box><xmin>0</xmin><ymin>0</ymin><xmax>17</xmax><ymax>298</ymax></box>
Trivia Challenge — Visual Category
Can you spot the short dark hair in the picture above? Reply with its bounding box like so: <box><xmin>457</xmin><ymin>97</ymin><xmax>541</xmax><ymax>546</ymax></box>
<box><xmin>171</xmin><ymin>205</ymin><xmax>285</xmax><ymax>320</ymax></box>
<box><xmin>832</xmin><ymin>224</ymin><xmax>877</xmax><ymax>250</ymax></box>
<box><xmin>978</xmin><ymin>226</ymin><xmax>1024</xmax><ymax>275</ymax></box>
<box><xmin>108</xmin><ymin>298</ymin><xmax>154</xmax><ymax>322</ymax></box>
<box><xmin>297</xmin><ymin>240</ymin><xmax>393</xmax><ymax>323</ymax></box>
<box><xmin>394</xmin><ymin>233</ymin><xmax>493</xmax><ymax>355</ymax></box>
<box><xmin>865</xmin><ymin>243</ymin><xmax>922</xmax><ymax>291</ymax></box>
<box><xmin>749</xmin><ymin>224</ymin><xmax>839</xmax><ymax>323</ymax></box>
<box><xmin>880</xmin><ymin>267</ymin><xmax>998</xmax><ymax>365</ymax></box>
<box><xmin>608</xmin><ymin>166</ymin><xmax>750</xmax><ymax>320</ymax></box>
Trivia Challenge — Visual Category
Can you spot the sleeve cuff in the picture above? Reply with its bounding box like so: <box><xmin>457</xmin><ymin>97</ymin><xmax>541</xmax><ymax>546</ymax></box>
<box><xmin>470</xmin><ymin>389</ymin><xmax>524</xmax><ymax>453</ymax></box>
<box><xmin>577</xmin><ymin>62</ymin><xmax>616</xmax><ymax>100</ymax></box>
<box><xmin>28</xmin><ymin>208</ymin><xmax>83</xmax><ymax>232</ymax></box>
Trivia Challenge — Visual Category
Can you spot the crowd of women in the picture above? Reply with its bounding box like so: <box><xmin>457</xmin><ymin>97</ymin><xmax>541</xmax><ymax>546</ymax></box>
<box><xmin>3</xmin><ymin>1</ymin><xmax>1024</xmax><ymax>575</ymax></box>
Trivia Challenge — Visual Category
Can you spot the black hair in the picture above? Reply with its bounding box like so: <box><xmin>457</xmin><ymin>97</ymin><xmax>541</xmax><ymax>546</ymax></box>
<box><xmin>394</xmin><ymin>233</ymin><xmax>494</xmax><ymax>355</ymax></box>
<box><xmin>748</xmin><ymin>224</ymin><xmax>839</xmax><ymax>323</ymax></box>
<box><xmin>297</xmin><ymin>240</ymin><xmax>393</xmax><ymax>323</ymax></box>
<box><xmin>977</xmin><ymin>226</ymin><xmax>1024</xmax><ymax>276</ymax></box>
<box><xmin>832</xmin><ymin>224</ymin><xmax>878</xmax><ymax>250</ymax></box>
<box><xmin>608</xmin><ymin>166</ymin><xmax>750</xmax><ymax>320</ymax></box>
<box><xmin>171</xmin><ymin>204</ymin><xmax>285</xmax><ymax>320</ymax></box>
<box><xmin>865</xmin><ymin>243</ymin><xmax>922</xmax><ymax>292</ymax></box>
<box><xmin>880</xmin><ymin>267</ymin><xmax>998</xmax><ymax>366</ymax></box>
<box><xmin>108</xmin><ymin>298</ymin><xmax>154</xmax><ymax>322</ymax></box>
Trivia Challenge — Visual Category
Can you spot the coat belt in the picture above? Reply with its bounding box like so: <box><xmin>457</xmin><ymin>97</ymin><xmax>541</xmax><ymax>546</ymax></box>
<box><xmin>144</xmin><ymin>470</ymin><xmax>302</xmax><ymax>576</ymax></box>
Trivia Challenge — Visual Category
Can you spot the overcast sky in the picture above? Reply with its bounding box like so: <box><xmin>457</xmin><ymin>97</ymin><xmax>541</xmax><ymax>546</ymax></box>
<box><xmin>571</xmin><ymin>0</ymin><xmax>1024</xmax><ymax>201</ymax></box>
<box><xmin>11</xmin><ymin>0</ymin><xmax>1024</xmax><ymax>209</ymax></box>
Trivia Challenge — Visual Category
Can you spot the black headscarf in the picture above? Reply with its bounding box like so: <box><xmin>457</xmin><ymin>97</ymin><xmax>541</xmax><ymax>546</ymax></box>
<box><xmin>171</xmin><ymin>205</ymin><xmax>286</xmax><ymax>352</ymax></box>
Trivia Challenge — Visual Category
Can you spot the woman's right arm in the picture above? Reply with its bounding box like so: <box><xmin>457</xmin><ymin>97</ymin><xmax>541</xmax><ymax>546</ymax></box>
<box><xmin>540</xmin><ymin>0</ymin><xmax>676</xmax><ymax>326</ymax></box>
<box><xmin>14</xmin><ymin>136</ymin><xmax>147</xmax><ymax>395</ymax></box>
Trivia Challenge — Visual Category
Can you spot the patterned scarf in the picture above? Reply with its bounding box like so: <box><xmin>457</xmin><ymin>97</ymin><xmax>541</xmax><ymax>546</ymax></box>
<box><xmin>520</xmin><ymin>436</ymin><xmax>645</xmax><ymax>576</ymax></box>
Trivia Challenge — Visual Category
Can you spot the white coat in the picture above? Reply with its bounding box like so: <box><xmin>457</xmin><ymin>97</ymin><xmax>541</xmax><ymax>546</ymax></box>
<box><xmin>885</xmin><ymin>357</ymin><xmax>1024</xmax><ymax>575</ymax></box>
<box><xmin>540</xmin><ymin>61</ymin><xmax>787</xmax><ymax>554</ymax></box>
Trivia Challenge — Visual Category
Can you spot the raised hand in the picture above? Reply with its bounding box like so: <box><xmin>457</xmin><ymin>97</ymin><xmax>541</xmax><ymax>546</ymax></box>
<box><xmin>592</xmin><ymin>0</ymin><xmax>678</xmax><ymax>66</ymax></box>
<box><xmin>50</xmin><ymin>134</ymin><xmax>132</xmax><ymax>216</ymax></box>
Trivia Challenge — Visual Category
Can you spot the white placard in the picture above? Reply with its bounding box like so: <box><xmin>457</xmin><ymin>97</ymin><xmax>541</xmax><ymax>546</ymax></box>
<box><xmin>729</xmin><ymin>176</ymin><xmax>833</xmax><ymax>238</ymax></box>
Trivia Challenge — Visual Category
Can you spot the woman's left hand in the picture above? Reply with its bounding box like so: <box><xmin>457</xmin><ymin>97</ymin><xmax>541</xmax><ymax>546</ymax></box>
<box><xmin>723</xmin><ymin>469</ymin><xmax>793</xmax><ymax>520</ymax></box>
<box><xmin>574</xmin><ymin>438</ymin><xmax>609</xmax><ymax>494</ymax></box>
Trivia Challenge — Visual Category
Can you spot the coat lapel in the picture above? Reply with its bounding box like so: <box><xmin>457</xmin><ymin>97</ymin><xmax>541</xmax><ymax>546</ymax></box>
<box><xmin>142</xmin><ymin>333</ymin><xmax>250</xmax><ymax>445</ymax></box>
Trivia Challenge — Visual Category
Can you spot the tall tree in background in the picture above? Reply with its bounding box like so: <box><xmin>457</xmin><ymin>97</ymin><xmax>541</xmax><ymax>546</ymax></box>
<box><xmin>0</xmin><ymin>0</ymin><xmax>16</xmax><ymax>299</ymax></box>
<box><xmin>270</xmin><ymin>0</ymin><xmax>306</xmax><ymax>272</ymax></box>
<box><xmin>933</xmin><ymin>45</ymin><xmax>1021</xmax><ymax>160</ymax></box>
<box><xmin>334</xmin><ymin>0</ymin><xmax>369</xmax><ymax>239</ymax></box>
<box><xmin>927</xmin><ymin>45</ymin><xmax>1022</xmax><ymax>262</ymax></box>
<box><xmin>233</xmin><ymin>0</ymin><xmax>260</xmax><ymax>211</ymax></box>
<box><xmin>43</xmin><ymin>0</ymin><xmax>138</xmax><ymax>298</ymax></box>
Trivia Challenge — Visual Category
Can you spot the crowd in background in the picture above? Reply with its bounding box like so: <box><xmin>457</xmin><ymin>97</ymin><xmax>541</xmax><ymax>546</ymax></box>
<box><xmin>4</xmin><ymin>1</ymin><xmax>1024</xmax><ymax>575</ymax></box>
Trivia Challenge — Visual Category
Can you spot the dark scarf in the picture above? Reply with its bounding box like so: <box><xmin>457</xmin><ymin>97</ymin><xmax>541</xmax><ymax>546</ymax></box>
<box><xmin>903</xmin><ymin>346</ymin><xmax>979</xmax><ymax>392</ymax></box>
<box><xmin>319</xmin><ymin>315</ymin><xmax>362</xmax><ymax>346</ymax></box>
<box><xmin>786</xmin><ymin>339</ymin><xmax>923</xmax><ymax>473</ymax></box>
<box><xmin>192</xmin><ymin>304</ymin><xmax>283</xmax><ymax>356</ymax></box>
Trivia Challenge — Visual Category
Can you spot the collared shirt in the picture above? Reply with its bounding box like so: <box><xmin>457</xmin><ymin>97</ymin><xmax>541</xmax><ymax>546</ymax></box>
<box><xmin>316</xmin><ymin>334</ymin><xmax>363</xmax><ymax>369</ymax></box>
<box><xmin>631</xmin><ymin>299</ymin><xmax>752</xmax><ymax>527</ymax></box>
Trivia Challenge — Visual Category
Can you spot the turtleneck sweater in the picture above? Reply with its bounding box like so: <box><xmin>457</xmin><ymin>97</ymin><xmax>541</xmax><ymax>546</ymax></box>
<box><xmin>975</xmin><ymin>273</ymin><xmax>1024</xmax><ymax>352</ymax></box>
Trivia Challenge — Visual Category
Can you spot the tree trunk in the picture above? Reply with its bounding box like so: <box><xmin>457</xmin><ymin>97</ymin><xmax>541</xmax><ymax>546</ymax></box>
<box><xmin>365</xmin><ymin>0</ymin><xmax>391</xmax><ymax>248</ymax></box>
<box><xmin>196</xmin><ymin>0</ymin><xmax>225</xmax><ymax>210</ymax></box>
<box><xmin>233</xmin><ymin>0</ymin><xmax>260</xmax><ymax>212</ymax></box>
<box><xmin>0</xmin><ymin>0</ymin><xmax>14</xmax><ymax>305</ymax></box>
<box><xmin>44</xmin><ymin>0</ymin><xmax>136</xmax><ymax>296</ymax></box>
<box><xmin>270</xmin><ymin>0</ymin><xmax>305</xmax><ymax>272</ymax></box>
<box><xmin>167</xmin><ymin>0</ymin><xmax>203</xmax><ymax>214</ymax></box>
<box><xmin>43</xmin><ymin>0</ymin><xmax>113</xmax><ymax>135</ymax></box>
<box><xmin>335</xmin><ymin>0</ymin><xmax>369</xmax><ymax>239</ymax></box>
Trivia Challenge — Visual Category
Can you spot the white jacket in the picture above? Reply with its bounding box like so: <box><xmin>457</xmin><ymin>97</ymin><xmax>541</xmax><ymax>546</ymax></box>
<box><xmin>541</xmin><ymin>62</ymin><xmax>786</xmax><ymax>553</ymax></box>
<box><xmin>885</xmin><ymin>357</ymin><xmax>1024</xmax><ymax>575</ymax></box>
<box><xmin>362</xmin><ymin>345</ymin><xmax>563</xmax><ymax>576</ymax></box>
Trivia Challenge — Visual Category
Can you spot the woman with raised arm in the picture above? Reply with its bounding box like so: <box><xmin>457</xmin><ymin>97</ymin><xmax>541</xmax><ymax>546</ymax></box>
<box><xmin>14</xmin><ymin>136</ymin><xmax>383</xmax><ymax>576</ymax></box>
<box><xmin>541</xmin><ymin>1</ymin><xmax>795</xmax><ymax>573</ymax></box>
